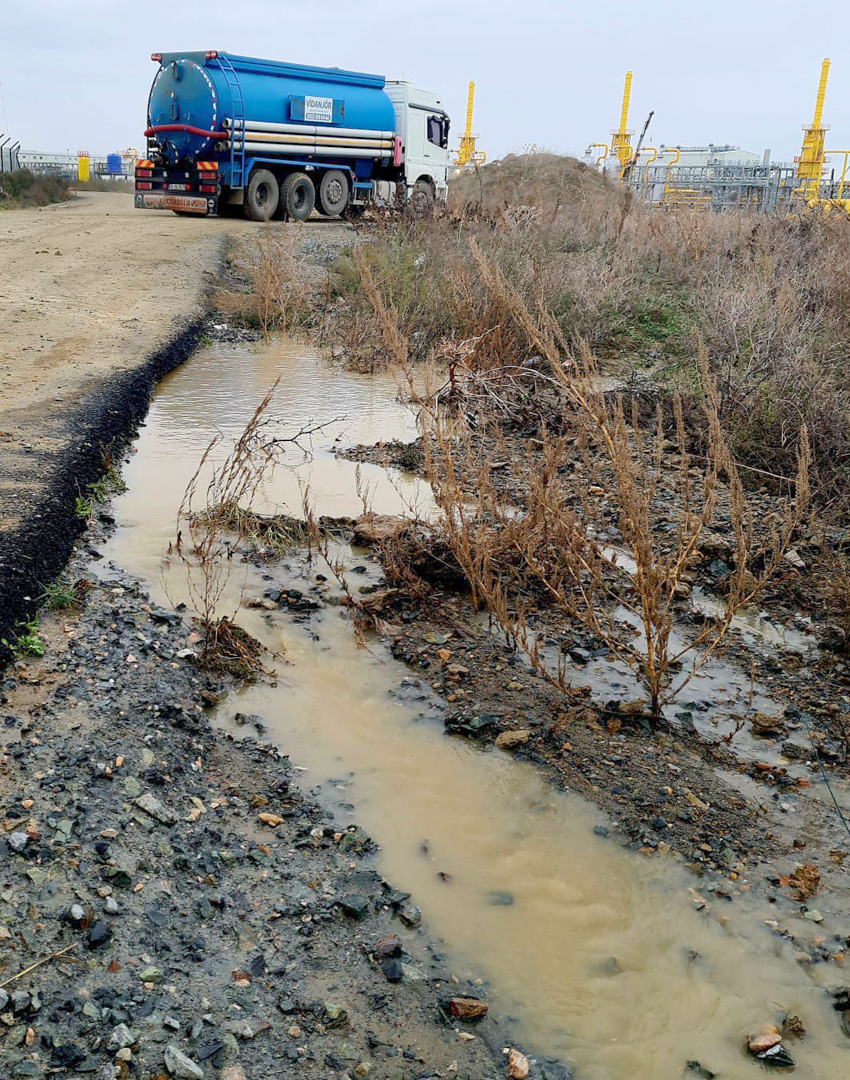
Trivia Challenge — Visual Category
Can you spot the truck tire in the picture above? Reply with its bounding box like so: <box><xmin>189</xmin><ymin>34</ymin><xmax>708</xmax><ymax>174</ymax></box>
<box><xmin>317</xmin><ymin>170</ymin><xmax>350</xmax><ymax>216</ymax></box>
<box><xmin>244</xmin><ymin>169</ymin><xmax>280</xmax><ymax>221</ymax></box>
<box><xmin>280</xmin><ymin>172</ymin><xmax>315</xmax><ymax>221</ymax></box>
<box><xmin>408</xmin><ymin>178</ymin><xmax>435</xmax><ymax>217</ymax></box>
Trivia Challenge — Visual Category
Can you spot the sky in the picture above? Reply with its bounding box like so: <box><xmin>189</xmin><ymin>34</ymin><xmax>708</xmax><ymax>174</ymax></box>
<box><xmin>1</xmin><ymin>1</ymin><xmax>848</xmax><ymax>165</ymax></box>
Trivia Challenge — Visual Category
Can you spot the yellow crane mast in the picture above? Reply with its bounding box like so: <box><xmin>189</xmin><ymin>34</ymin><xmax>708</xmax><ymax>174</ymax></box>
<box><xmin>453</xmin><ymin>81</ymin><xmax>486</xmax><ymax>170</ymax></box>
<box><xmin>610</xmin><ymin>71</ymin><xmax>634</xmax><ymax>172</ymax></box>
<box><xmin>796</xmin><ymin>58</ymin><xmax>830</xmax><ymax>201</ymax></box>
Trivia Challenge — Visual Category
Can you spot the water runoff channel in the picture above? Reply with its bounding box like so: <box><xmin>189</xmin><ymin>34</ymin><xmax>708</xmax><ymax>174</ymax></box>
<box><xmin>97</xmin><ymin>336</ymin><xmax>849</xmax><ymax>1079</ymax></box>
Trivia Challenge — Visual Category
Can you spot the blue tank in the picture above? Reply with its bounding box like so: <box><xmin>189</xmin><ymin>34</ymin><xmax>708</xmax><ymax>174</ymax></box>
<box><xmin>106</xmin><ymin>153</ymin><xmax>123</xmax><ymax>175</ymax></box>
<box><xmin>147</xmin><ymin>51</ymin><xmax>397</xmax><ymax>163</ymax></box>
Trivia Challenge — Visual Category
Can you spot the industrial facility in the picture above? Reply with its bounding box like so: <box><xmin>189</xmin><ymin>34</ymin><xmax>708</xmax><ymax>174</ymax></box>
<box><xmin>587</xmin><ymin>59</ymin><xmax>849</xmax><ymax>213</ymax></box>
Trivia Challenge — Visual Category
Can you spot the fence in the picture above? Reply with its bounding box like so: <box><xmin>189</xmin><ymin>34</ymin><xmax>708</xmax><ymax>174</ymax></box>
<box><xmin>0</xmin><ymin>137</ymin><xmax>21</xmax><ymax>173</ymax></box>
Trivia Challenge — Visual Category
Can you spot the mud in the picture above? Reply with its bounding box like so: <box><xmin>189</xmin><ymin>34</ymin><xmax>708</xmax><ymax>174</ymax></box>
<box><xmin>87</xmin><ymin>333</ymin><xmax>850</xmax><ymax>1077</ymax></box>
<box><xmin>0</xmin><ymin>517</ymin><xmax>502</xmax><ymax>1080</ymax></box>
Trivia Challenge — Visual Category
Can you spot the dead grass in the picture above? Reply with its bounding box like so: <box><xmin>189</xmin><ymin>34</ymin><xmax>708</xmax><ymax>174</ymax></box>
<box><xmin>355</xmin><ymin>242</ymin><xmax>811</xmax><ymax>719</ymax></box>
<box><xmin>170</xmin><ymin>377</ymin><xmax>335</xmax><ymax>674</ymax></box>
<box><xmin>318</xmin><ymin>154</ymin><xmax>849</xmax><ymax>504</ymax></box>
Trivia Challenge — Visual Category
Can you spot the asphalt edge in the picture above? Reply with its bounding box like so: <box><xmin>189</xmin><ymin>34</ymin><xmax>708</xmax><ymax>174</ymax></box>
<box><xmin>0</xmin><ymin>235</ymin><xmax>229</xmax><ymax>664</ymax></box>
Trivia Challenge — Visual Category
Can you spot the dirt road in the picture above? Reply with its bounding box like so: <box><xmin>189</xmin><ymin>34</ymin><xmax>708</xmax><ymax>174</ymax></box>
<box><xmin>0</xmin><ymin>191</ymin><xmax>277</xmax><ymax>650</ymax></box>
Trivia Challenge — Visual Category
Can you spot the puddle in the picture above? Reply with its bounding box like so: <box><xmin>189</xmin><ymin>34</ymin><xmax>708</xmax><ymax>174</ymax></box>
<box><xmin>99</xmin><ymin>337</ymin><xmax>849</xmax><ymax>1079</ymax></box>
<box><xmin>691</xmin><ymin>588</ymin><xmax>818</xmax><ymax>655</ymax></box>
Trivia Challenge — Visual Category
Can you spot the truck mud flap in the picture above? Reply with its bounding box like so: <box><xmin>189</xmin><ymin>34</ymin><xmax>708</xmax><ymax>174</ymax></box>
<box><xmin>135</xmin><ymin>192</ymin><xmax>214</xmax><ymax>214</ymax></box>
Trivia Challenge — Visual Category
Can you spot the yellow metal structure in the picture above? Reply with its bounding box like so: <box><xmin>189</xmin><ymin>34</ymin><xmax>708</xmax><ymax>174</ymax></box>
<box><xmin>589</xmin><ymin>142</ymin><xmax>609</xmax><ymax>168</ymax></box>
<box><xmin>453</xmin><ymin>81</ymin><xmax>486</xmax><ymax>170</ymax></box>
<box><xmin>795</xmin><ymin>58</ymin><xmax>830</xmax><ymax>200</ymax></box>
<box><xmin>77</xmin><ymin>152</ymin><xmax>90</xmax><ymax>183</ymax></box>
<box><xmin>610</xmin><ymin>71</ymin><xmax>634</xmax><ymax>173</ymax></box>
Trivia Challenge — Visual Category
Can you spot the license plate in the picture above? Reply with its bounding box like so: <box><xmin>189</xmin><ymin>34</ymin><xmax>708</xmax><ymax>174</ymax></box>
<box><xmin>167</xmin><ymin>183</ymin><xmax>188</xmax><ymax>191</ymax></box>
<box><xmin>140</xmin><ymin>193</ymin><xmax>209</xmax><ymax>213</ymax></box>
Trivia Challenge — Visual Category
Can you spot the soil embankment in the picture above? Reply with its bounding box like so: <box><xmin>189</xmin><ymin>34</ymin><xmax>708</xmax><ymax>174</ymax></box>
<box><xmin>0</xmin><ymin>192</ymin><xmax>246</xmax><ymax>653</ymax></box>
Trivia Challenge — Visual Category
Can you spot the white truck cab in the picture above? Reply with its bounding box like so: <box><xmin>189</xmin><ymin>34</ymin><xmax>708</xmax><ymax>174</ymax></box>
<box><xmin>384</xmin><ymin>80</ymin><xmax>450</xmax><ymax>201</ymax></box>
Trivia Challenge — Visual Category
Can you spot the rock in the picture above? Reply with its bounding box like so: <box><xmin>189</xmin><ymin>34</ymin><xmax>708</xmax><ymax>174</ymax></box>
<box><xmin>164</xmin><ymin>1044</ymin><xmax>205</xmax><ymax>1078</ymax></box>
<box><xmin>373</xmin><ymin>934</ymin><xmax>402</xmax><ymax>959</ymax></box>
<box><xmin>495</xmin><ymin>729</ymin><xmax>532</xmax><ymax>750</ymax></box>
<box><xmin>140</xmin><ymin>964</ymin><xmax>164</xmax><ymax>983</ymax></box>
<box><xmin>380</xmin><ymin>957</ymin><xmax>404</xmax><ymax>982</ymax></box>
<box><xmin>339</xmin><ymin>893</ymin><xmax>369</xmax><ymax>919</ymax></box>
<box><xmin>747</xmin><ymin>1026</ymin><xmax>781</xmax><ymax>1054</ymax></box>
<box><xmin>108</xmin><ymin>1023</ymin><xmax>136</xmax><ymax>1050</ymax></box>
<box><xmin>352</xmin><ymin>513</ymin><xmax>405</xmax><ymax>545</ymax></box>
<box><xmin>68</xmin><ymin>903</ymin><xmax>86</xmax><ymax>924</ymax></box>
<box><xmin>104</xmin><ymin>895</ymin><xmax>119</xmax><ymax>915</ymax></box>
<box><xmin>750</xmin><ymin>712</ymin><xmax>786</xmax><ymax>736</ymax></box>
<box><xmin>399</xmin><ymin>902</ymin><xmax>421</xmax><ymax>928</ymax></box>
<box><xmin>506</xmin><ymin>1048</ymin><xmax>530</xmax><ymax>1078</ymax></box>
<box><xmin>11</xmin><ymin>990</ymin><xmax>30</xmax><ymax>1013</ymax></box>
<box><xmin>488</xmin><ymin>891</ymin><xmax>515</xmax><ymax>906</ymax></box>
<box><xmin>0</xmin><ymin>989</ymin><xmax>7</xmax><ymax>1010</ymax></box>
<box><xmin>221</xmin><ymin>1068</ymin><xmax>248</xmax><ymax>1080</ymax></box>
<box><xmin>803</xmin><ymin>909</ymin><xmax>823</xmax><ymax>923</ymax></box>
<box><xmin>87</xmin><ymin>920</ymin><xmax>112</xmax><ymax>948</ymax></box>
<box><xmin>756</xmin><ymin>1044</ymin><xmax>796</xmax><ymax>1068</ymax></box>
<box><xmin>783</xmin><ymin>548</ymin><xmax>805</xmax><ymax>569</ymax></box>
<box><xmin>7</xmin><ymin>831</ymin><xmax>29</xmax><ymax>852</ymax></box>
<box><xmin>226</xmin><ymin>1018</ymin><xmax>270</xmax><ymax>1039</ymax></box>
<box><xmin>246</xmin><ymin>596</ymin><xmax>277</xmax><ymax>610</ymax></box>
<box><xmin>448</xmin><ymin>997</ymin><xmax>489</xmax><ymax>1021</ymax></box>
<box><xmin>686</xmin><ymin>1063</ymin><xmax>716</xmax><ymax>1079</ymax></box>
<box><xmin>135</xmin><ymin>792</ymin><xmax>176</xmax><ymax>825</ymax></box>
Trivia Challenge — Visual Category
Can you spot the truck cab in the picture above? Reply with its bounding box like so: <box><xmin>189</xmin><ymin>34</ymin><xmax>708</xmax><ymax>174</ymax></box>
<box><xmin>383</xmin><ymin>81</ymin><xmax>450</xmax><ymax>202</ymax></box>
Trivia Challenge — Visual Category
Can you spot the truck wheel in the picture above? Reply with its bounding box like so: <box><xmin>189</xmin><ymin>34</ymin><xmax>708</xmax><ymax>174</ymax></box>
<box><xmin>409</xmin><ymin>178</ymin><xmax>435</xmax><ymax>217</ymax></box>
<box><xmin>317</xmin><ymin>170</ymin><xmax>350</xmax><ymax>216</ymax></box>
<box><xmin>245</xmin><ymin>169</ymin><xmax>280</xmax><ymax>221</ymax></box>
<box><xmin>280</xmin><ymin>172</ymin><xmax>315</xmax><ymax>221</ymax></box>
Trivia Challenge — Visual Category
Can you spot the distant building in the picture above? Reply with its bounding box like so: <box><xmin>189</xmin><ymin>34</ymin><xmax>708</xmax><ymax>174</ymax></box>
<box><xmin>659</xmin><ymin>144</ymin><xmax>764</xmax><ymax>168</ymax></box>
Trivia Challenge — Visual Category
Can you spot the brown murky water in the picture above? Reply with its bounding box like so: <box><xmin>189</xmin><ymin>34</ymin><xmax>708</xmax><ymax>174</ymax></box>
<box><xmin>99</xmin><ymin>338</ymin><xmax>849</xmax><ymax>1079</ymax></box>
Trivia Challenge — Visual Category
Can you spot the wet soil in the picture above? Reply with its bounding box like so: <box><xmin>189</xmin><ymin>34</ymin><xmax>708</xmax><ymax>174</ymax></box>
<box><xmin>0</xmin><ymin>517</ymin><xmax>504</xmax><ymax>1080</ymax></box>
<box><xmin>0</xmin><ymin>194</ymin><xmax>352</xmax><ymax>660</ymax></box>
<box><xmin>340</xmin><ymin>429</ymin><xmax>850</xmax><ymax>970</ymax></box>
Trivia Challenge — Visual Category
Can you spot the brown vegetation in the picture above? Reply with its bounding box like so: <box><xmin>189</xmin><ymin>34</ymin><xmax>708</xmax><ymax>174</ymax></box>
<box><xmin>312</xmin><ymin>158</ymin><xmax>850</xmax><ymax>503</ymax></box>
<box><xmin>354</xmin><ymin>248</ymin><xmax>811</xmax><ymax>718</ymax></box>
<box><xmin>0</xmin><ymin>169</ymin><xmax>71</xmax><ymax>209</ymax></box>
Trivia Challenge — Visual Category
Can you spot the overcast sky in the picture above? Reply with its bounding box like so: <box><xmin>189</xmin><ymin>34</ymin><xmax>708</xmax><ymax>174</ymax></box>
<box><xmin>2</xmin><ymin>1</ymin><xmax>847</xmax><ymax>164</ymax></box>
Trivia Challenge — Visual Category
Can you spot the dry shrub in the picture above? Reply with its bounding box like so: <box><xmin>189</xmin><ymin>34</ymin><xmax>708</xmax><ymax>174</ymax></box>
<box><xmin>171</xmin><ymin>378</ymin><xmax>333</xmax><ymax>673</ymax></box>
<box><xmin>249</xmin><ymin>226</ymin><xmax>313</xmax><ymax>338</ymax></box>
<box><xmin>356</xmin><ymin>245</ymin><xmax>811</xmax><ymax>719</ymax></box>
<box><xmin>327</xmin><ymin>154</ymin><xmax>849</xmax><ymax>504</ymax></box>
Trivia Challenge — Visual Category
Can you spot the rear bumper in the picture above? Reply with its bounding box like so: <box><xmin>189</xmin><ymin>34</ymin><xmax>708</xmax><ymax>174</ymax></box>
<box><xmin>134</xmin><ymin>158</ymin><xmax>221</xmax><ymax>214</ymax></box>
<box><xmin>134</xmin><ymin>191</ymin><xmax>216</xmax><ymax>214</ymax></box>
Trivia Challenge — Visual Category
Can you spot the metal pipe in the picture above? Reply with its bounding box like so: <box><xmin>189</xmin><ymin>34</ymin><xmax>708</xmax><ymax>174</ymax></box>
<box><xmin>825</xmin><ymin>148</ymin><xmax>850</xmax><ymax>201</ymax></box>
<box><xmin>224</xmin><ymin>118</ymin><xmax>395</xmax><ymax>141</ymax></box>
<box><xmin>232</xmin><ymin>141</ymin><xmax>390</xmax><ymax>160</ymax></box>
<box><xmin>589</xmin><ymin>142</ymin><xmax>608</xmax><ymax>169</ymax></box>
<box><xmin>145</xmin><ymin>123</ymin><xmax>227</xmax><ymax>138</ymax></box>
<box><xmin>229</xmin><ymin>131</ymin><xmax>392</xmax><ymax>150</ymax></box>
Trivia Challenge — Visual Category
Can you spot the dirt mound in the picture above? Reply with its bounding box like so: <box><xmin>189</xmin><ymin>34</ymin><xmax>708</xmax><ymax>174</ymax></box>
<box><xmin>448</xmin><ymin>152</ymin><xmax>620</xmax><ymax>216</ymax></box>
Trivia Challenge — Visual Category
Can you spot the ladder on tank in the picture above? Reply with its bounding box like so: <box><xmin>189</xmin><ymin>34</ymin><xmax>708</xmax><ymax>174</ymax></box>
<box><xmin>216</xmin><ymin>54</ymin><xmax>246</xmax><ymax>189</ymax></box>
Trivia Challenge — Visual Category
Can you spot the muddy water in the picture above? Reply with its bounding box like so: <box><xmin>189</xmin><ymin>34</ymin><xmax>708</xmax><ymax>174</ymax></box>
<box><xmin>100</xmin><ymin>338</ymin><xmax>849</xmax><ymax>1079</ymax></box>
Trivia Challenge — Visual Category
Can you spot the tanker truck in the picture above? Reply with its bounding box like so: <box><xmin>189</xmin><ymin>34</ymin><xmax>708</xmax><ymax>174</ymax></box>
<box><xmin>135</xmin><ymin>51</ymin><xmax>450</xmax><ymax>219</ymax></box>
